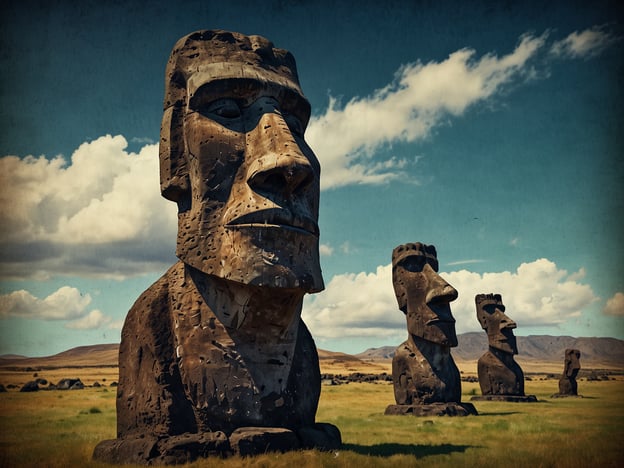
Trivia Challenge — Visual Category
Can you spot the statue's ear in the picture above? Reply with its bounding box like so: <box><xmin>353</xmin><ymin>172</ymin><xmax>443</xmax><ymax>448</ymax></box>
<box><xmin>392</xmin><ymin>278</ymin><xmax>408</xmax><ymax>314</ymax></box>
<box><xmin>159</xmin><ymin>105</ymin><xmax>190</xmax><ymax>204</ymax></box>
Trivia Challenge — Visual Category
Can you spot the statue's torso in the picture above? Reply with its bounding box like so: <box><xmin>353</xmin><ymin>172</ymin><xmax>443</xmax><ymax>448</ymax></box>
<box><xmin>117</xmin><ymin>261</ymin><xmax>320</xmax><ymax>437</ymax></box>
<box><xmin>477</xmin><ymin>349</ymin><xmax>524</xmax><ymax>396</ymax></box>
<box><xmin>391</xmin><ymin>337</ymin><xmax>461</xmax><ymax>404</ymax></box>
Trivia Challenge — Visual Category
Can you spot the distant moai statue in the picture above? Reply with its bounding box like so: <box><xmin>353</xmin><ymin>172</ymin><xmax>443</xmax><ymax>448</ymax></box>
<box><xmin>385</xmin><ymin>243</ymin><xmax>477</xmax><ymax>416</ymax></box>
<box><xmin>93</xmin><ymin>30</ymin><xmax>340</xmax><ymax>464</ymax></box>
<box><xmin>471</xmin><ymin>293</ymin><xmax>536</xmax><ymax>402</ymax></box>
<box><xmin>552</xmin><ymin>349</ymin><xmax>582</xmax><ymax>398</ymax></box>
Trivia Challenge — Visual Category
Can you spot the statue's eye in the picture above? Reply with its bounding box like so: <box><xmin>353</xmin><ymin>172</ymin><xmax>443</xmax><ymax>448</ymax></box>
<box><xmin>399</xmin><ymin>256</ymin><xmax>426</xmax><ymax>272</ymax></box>
<box><xmin>201</xmin><ymin>99</ymin><xmax>241</xmax><ymax>119</ymax></box>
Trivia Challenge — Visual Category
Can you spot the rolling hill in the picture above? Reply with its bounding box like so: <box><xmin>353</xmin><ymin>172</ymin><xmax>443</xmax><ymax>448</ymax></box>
<box><xmin>356</xmin><ymin>333</ymin><xmax>624</xmax><ymax>368</ymax></box>
<box><xmin>0</xmin><ymin>334</ymin><xmax>622</xmax><ymax>370</ymax></box>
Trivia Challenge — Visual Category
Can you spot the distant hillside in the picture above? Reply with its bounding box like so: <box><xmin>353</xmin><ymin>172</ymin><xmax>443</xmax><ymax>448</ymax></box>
<box><xmin>0</xmin><ymin>344</ymin><xmax>368</xmax><ymax>371</ymax></box>
<box><xmin>356</xmin><ymin>333</ymin><xmax>624</xmax><ymax>368</ymax></box>
<box><xmin>0</xmin><ymin>343</ymin><xmax>118</xmax><ymax>368</ymax></box>
<box><xmin>1</xmin><ymin>335</ymin><xmax>622</xmax><ymax>370</ymax></box>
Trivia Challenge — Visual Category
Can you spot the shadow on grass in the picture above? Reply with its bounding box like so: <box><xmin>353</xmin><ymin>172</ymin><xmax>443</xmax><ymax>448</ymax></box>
<box><xmin>342</xmin><ymin>442</ymin><xmax>478</xmax><ymax>458</ymax></box>
<box><xmin>476</xmin><ymin>411</ymin><xmax>521</xmax><ymax>416</ymax></box>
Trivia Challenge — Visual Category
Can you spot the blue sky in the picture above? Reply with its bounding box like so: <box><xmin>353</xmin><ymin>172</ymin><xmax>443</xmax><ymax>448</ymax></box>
<box><xmin>1</xmin><ymin>0</ymin><xmax>622</xmax><ymax>357</ymax></box>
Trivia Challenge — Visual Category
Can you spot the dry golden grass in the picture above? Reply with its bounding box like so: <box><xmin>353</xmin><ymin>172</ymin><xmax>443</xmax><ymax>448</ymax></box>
<box><xmin>0</xmin><ymin>367</ymin><xmax>119</xmax><ymax>388</ymax></box>
<box><xmin>0</xmin><ymin>367</ymin><xmax>622</xmax><ymax>467</ymax></box>
<box><xmin>1</xmin><ymin>346</ymin><xmax>621</xmax><ymax>467</ymax></box>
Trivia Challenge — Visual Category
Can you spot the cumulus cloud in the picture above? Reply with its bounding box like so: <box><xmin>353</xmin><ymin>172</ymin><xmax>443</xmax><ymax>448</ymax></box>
<box><xmin>0</xmin><ymin>135</ymin><xmax>177</xmax><ymax>279</ymax></box>
<box><xmin>1</xmin><ymin>286</ymin><xmax>93</xmax><ymax>320</ymax></box>
<box><xmin>603</xmin><ymin>292</ymin><xmax>624</xmax><ymax>317</ymax></box>
<box><xmin>550</xmin><ymin>25</ymin><xmax>619</xmax><ymax>59</ymax></box>
<box><xmin>1</xmin><ymin>26</ymin><xmax>616</xmax><ymax>280</ymax></box>
<box><xmin>303</xmin><ymin>264</ymin><xmax>404</xmax><ymax>341</ymax></box>
<box><xmin>303</xmin><ymin>258</ymin><xmax>598</xmax><ymax>341</ymax></box>
<box><xmin>306</xmin><ymin>26</ymin><xmax>617</xmax><ymax>190</ymax></box>
<box><xmin>65</xmin><ymin>309</ymin><xmax>111</xmax><ymax>329</ymax></box>
<box><xmin>442</xmin><ymin>259</ymin><xmax>598</xmax><ymax>331</ymax></box>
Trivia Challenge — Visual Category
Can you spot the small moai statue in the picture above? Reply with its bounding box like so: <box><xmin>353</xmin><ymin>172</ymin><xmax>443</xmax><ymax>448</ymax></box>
<box><xmin>471</xmin><ymin>293</ymin><xmax>537</xmax><ymax>402</ymax></box>
<box><xmin>93</xmin><ymin>30</ymin><xmax>340</xmax><ymax>465</ymax></box>
<box><xmin>552</xmin><ymin>349</ymin><xmax>582</xmax><ymax>398</ymax></box>
<box><xmin>385</xmin><ymin>243</ymin><xmax>477</xmax><ymax>416</ymax></box>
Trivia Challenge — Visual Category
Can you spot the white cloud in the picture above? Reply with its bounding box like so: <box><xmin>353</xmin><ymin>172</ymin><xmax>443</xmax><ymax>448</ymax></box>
<box><xmin>603</xmin><ymin>292</ymin><xmax>624</xmax><ymax>317</ymax></box>
<box><xmin>0</xmin><ymin>135</ymin><xmax>178</xmax><ymax>279</ymax></box>
<box><xmin>306</xmin><ymin>26</ymin><xmax>617</xmax><ymax>190</ymax></box>
<box><xmin>446</xmin><ymin>259</ymin><xmax>486</xmax><ymax>266</ymax></box>
<box><xmin>1</xmin><ymin>27</ymin><xmax>617</xmax><ymax>280</ymax></box>
<box><xmin>0</xmin><ymin>286</ymin><xmax>92</xmax><ymax>320</ymax></box>
<box><xmin>107</xmin><ymin>319</ymin><xmax>125</xmax><ymax>330</ymax></box>
<box><xmin>65</xmin><ymin>309</ymin><xmax>111</xmax><ymax>329</ymax></box>
<box><xmin>306</xmin><ymin>32</ymin><xmax>547</xmax><ymax>189</ymax></box>
<box><xmin>303</xmin><ymin>264</ymin><xmax>404</xmax><ymax>341</ymax></box>
<box><xmin>319</xmin><ymin>244</ymin><xmax>334</xmax><ymax>256</ymax></box>
<box><xmin>443</xmin><ymin>259</ymin><xmax>598</xmax><ymax>332</ymax></box>
<box><xmin>303</xmin><ymin>258</ymin><xmax>598</xmax><ymax>342</ymax></box>
<box><xmin>0</xmin><ymin>134</ymin><xmax>175</xmax><ymax>245</ymax></box>
<box><xmin>550</xmin><ymin>25</ymin><xmax>619</xmax><ymax>59</ymax></box>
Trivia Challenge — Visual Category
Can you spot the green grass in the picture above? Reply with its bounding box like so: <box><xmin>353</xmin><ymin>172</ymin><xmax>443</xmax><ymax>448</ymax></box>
<box><xmin>0</xmin><ymin>379</ymin><xmax>622</xmax><ymax>467</ymax></box>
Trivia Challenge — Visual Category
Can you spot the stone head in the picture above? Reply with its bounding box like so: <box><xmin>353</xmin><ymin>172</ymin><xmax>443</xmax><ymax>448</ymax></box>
<box><xmin>475</xmin><ymin>293</ymin><xmax>518</xmax><ymax>355</ymax></box>
<box><xmin>392</xmin><ymin>243</ymin><xmax>459</xmax><ymax>347</ymax></box>
<box><xmin>564</xmin><ymin>348</ymin><xmax>581</xmax><ymax>378</ymax></box>
<box><xmin>159</xmin><ymin>30</ymin><xmax>323</xmax><ymax>292</ymax></box>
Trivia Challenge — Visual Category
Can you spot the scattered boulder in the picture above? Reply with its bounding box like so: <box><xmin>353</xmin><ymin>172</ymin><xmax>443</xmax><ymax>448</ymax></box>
<box><xmin>93</xmin><ymin>382</ymin><xmax>101</xmax><ymax>388</ymax></box>
<box><xmin>57</xmin><ymin>378</ymin><xmax>84</xmax><ymax>390</ymax></box>
<box><xmin>20</xmin><ymin>381</ymin><xmax>39</xmax><ymax>392</ymax></box>
<box><xmin>0</xmin><ymin>384</ymin><xmax>7</xmax><ymax>392</ymax></box>
<box><xmin>229</xmin><ymin>427</ymin><xmax>300</xmax><ymax>456</ymax></box>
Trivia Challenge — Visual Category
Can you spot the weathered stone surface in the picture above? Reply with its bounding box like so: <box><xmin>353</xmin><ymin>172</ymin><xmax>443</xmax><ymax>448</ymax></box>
<box><xmin>229</xmin><ymin>427</ymin><xmax>300</xmax><ymax>456</ymax></box>
<box><xmin>93</xmin><ymin>29</ymin><xmax>339</xmax><ymax>464</ymax></box>
<box><xmin>472</xmin><ymin>294</ymin><xmax>536</xmax><ymax>402</ymax></box>
<box><xmin>92</xmin><ymin>436</ymin><xmax>161</xmax><ymax>465</ymax></box>
<box><xmin>551</xmin><ymin>348</ymin><xmax>582</xmax><ymax>398</ymax></box>
<box><xmin>296</xmin><ymin>423</ymin><xmax>342</xmax><ymax>450</ymax></box>
<box><xmin>385</xmin><ymin>243</ymin><xmax>476</xmax><ymax>417</ymax></box>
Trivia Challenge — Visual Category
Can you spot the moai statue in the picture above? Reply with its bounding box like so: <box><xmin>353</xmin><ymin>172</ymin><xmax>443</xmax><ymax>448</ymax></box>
<box><xmin>552</xmin><ymin>349</ymin><xmax>582</xmax><ymax>397</ymax></box>
<box><xmin>93</xmin><ymin>30</ymin><xmax>340</xmax><ymax>464</ymax></box>
<box><xmin>385</xmin><ymin>243</ymin><xmax>477</xmax><ymax>417</ymax></box>
<box><xmin>471</xmin><ymin>293</ymin><xmax>536</xmax><ymax>402</ymax></box>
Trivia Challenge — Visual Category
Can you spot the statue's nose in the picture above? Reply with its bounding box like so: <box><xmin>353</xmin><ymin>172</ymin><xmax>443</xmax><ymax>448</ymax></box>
<box><xmin>499</xmin><ymin>314</ymin><xmax>517</xmax><ymax>330</ymax></box>
<box><xmin>246</xmin><ymin>112</ymin><xmax>315</xmax><ymax>198</ymax></box>
<box><xmin>425</xmin><ymin>265</ymin><xmax>458</xmax><ymax>305</ymax></box>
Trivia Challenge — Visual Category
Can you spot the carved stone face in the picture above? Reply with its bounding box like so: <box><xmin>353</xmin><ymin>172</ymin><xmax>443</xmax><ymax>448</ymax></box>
<box><xmin>159</xmin><ymin>31</ymin><xmax>323</xmax><ymax>292</ymax></box>
<box><xmin>475</xmin><ymin>294</ymin><xmax>518</xmax><ymax>355</ymax></box>
<box><xmin>392</xmin><ymin>243</ymin><xmax>459</xmax><ymax>347</ymax></box>
<box><xmin>564</xmin><ymin>348</ymin><xmax>581</xmax><ymax>378</ymax></box>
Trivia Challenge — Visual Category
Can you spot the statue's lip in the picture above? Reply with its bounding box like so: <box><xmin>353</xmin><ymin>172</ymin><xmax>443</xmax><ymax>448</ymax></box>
<box><xmin>226</xmin><ymin>208</ymin><xmax>319</xmax><ymax>236</ymax></box>
<box><xmin>426</xmin><ymin>318</ymin><xmax>456</xmax><ymax>325</ymax></box>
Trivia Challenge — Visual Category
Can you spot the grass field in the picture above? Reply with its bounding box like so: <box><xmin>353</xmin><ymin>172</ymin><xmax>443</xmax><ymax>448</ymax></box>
<box><xmin>1</xmin><ymin>369</ymin><xmax>622</xmax><ymax>468</ymax></box>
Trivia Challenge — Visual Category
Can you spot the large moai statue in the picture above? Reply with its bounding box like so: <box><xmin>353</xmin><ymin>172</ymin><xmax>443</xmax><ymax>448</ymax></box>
<box><xmin>385</xmin><ymin>243</ymin><xmax>477</xmax><ymax>417</ymax></box>
<box><xmin>93</xmin><ymin>30</ymin><xmax>340</xmax><ymax>464</ymax></box>
<box><xmin>552</xmin><ymin>349</ymin><xmax>582</xmax><ymax>398</ymax></box>
<box><xmin>471</xmin><ymin>293</ymin><xmax>536</xmax><ymax>402</ymax></box>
